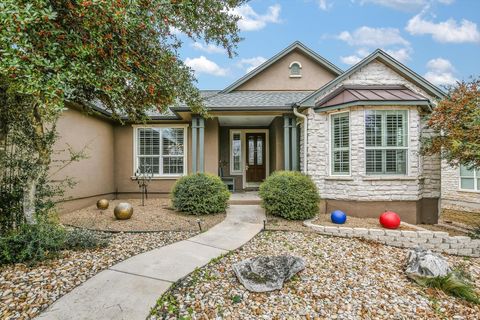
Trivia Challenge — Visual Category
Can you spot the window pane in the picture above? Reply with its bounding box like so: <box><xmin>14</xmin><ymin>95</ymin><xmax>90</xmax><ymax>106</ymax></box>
<box><xmin>365</xmin><ymin>112</ymin><xmax>382</xmax><ymax>147</ymax></box>
<box><xmin>257</xmin><ymin>136</ymin><xmax>263</xmax><ymax>165</ymax></box>
<box><xmin>162</xmin><ymin>128</ymin><xmax>184</xmax><ymax>156</ymax></box>
<box><xmin>461</xmin><ymin>178</ymin><xmax>474</xmax><ymax>190</ymax></box>
<box><xmin>333</xmin><ymin>150</ymin><xmax>350</xmax><ymax>174</ymax></box>
<box><xmin>386</xmin><ymin>112</ymin><xmax>407</xmax><ymax>147</ymax></box>
<box><xmin>248</xmin><ymin>136</ymin><xmax>255</xmax><ymax>165</ymax></box>
<box><xmin>331</xmin><ymin>113</ymin><xmax>350</xmax><ymax>175</ymax></box>
<box><xmin>139</xmin><ymin>157</ymin><xmax>159</xmax><ymax>174</ymax></box>
<box><xmin>366</xmin><ymin>150</ymin><xmax>383</xmax><ymax>174</ymax></box>
<box><xmin>163</xmin><ymin>156</ymin><xmax>184</xmax><ymax>174</ymax></box>
<box><xmin>385</xmin><ymin>150</ymin><xmax>407</xmax><ymax>174</ymax></box>
<box><xmin>232</xmin><ymin>133</ymin><xmax>241</xmax><ymax>171</ymax></box>
<box><xmin>460</xmin><ymin>165</ymin><xmax>474</xmax><ymax>177</ymax></box>
<box><xmin>138</xmin><ymin>128</ymin><xmax>160</xmax><ymax>155</ymax></box>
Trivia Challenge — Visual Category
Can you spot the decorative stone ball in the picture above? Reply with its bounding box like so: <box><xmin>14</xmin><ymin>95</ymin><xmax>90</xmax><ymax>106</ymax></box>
<box><xmin>96</xmin><ymin>199</ymin><xmax>109</xmax><ymax>210</ymax></box>
<box><xmin>379</xmin><ymin>211</ymin><xmax>401</xmax><ymax>229</ymax></box>
<box><xmin>114</xmin><ymin>202</ymin><xmax>133</xmax><ymax>220</ymax></box>
<box><xmin>330</xmin><ymin>210</ymin><xmax>347</xmax><ymax>224</ymax></box>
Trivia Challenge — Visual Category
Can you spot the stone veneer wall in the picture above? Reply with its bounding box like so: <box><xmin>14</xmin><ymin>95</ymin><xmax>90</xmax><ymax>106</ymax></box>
<box><xmin>441</xmin><ymin>160</ymin><xmax>480</xmax><ymax>213</ymax></box>
<box><xmin>297</xmin><ymin>59</ymin><xmax>441</xmax><ymax>210</ymax></box>
<box><xmin>304</xmin><ymin>220</ymin><xmax>480</xmax><ymax>257</ymax></box>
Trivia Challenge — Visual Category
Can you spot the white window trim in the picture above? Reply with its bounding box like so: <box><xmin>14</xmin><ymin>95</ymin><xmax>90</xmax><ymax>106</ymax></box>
<box><xmin>459</xmin><ymin>165</ymin><xmax>480</xmax><ymax>192</ymax></box>
<box><xmin>229</xmin><ymin>130</ymin><xmax>243</xmax><ymax>175</ymax></box>
<box><xmin>289</xmin><ymin>61</ymin><xmax>302</xmax><ymax>78</ymax></box>
<box><xmin>363</xmin><ymin>109</ymin><xmax>410</xmax><ymax>176</ymax></box>
<box><xmin>132</xmin><ymin>124</ymin><xmax>188</xmax><ymax>179</ymax></box>
<box><xmin>329</xmin><ymin>111</ymin><xmax>351</xmax><ymax>176</ymax></box>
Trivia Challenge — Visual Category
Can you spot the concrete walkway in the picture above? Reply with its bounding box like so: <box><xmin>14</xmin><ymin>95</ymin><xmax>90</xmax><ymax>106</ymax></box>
<box><xmin>37</xmin><ymin>205</ymin><xmax>265</xmax><ymax>320</ymax></box>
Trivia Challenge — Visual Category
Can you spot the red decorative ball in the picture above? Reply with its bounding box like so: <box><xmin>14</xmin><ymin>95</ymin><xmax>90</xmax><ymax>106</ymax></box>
<box><xmin>379</xmin><ymin>211</ymin><xmax>401</xmax><ymax>229</ymax></box>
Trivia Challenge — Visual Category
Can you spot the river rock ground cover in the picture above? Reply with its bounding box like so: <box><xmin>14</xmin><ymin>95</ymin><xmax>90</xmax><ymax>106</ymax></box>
<box><xmin>0</xmin><ymin>231</ymin><xmax>195</xmax><ymax>320</ymax></box>
<box><xmin>150</xmin><ymin>231</ymin><xmax>480</xmax><ymax>320</ymax></box>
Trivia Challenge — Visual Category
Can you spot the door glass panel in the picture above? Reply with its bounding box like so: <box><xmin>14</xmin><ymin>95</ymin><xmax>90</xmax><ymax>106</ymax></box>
<box><xmin>256</xmin><ymin>136</ymin><xmax>263</xmax><ymax>165</ymax></box>
<box><xmin>248</xmin><ymin>136</ymin><xmax>255</xmax><ymax>165</ymax></box>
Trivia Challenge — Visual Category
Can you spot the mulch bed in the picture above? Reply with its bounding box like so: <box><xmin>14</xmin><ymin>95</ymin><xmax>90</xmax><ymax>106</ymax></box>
<box><xmin>59</xmin><ymin>198</ymin><xmax>225</xmax><ymax>232</ymax></box>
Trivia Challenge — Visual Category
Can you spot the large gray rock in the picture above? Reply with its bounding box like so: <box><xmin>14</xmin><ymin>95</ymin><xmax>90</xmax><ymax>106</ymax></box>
<box><xmin>232</xmin><ymin>255</ymin><xmax>305</xmax><ymax>292</ymax></box>
<box><xmin>405</xmin><ymin>247</ymin><xmax>451</xmax><ymax>280</ymax></box>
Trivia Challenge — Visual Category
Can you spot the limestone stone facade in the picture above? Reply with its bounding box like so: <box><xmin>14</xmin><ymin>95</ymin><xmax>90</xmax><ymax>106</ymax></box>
<box><xmin>441</xmin><ymin>160</ymin><xmax>480</xmax><ymax>213</ymax></box>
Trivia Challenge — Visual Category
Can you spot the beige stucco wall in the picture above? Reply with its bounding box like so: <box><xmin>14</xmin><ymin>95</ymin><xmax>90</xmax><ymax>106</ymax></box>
<box><xmin>52</xmin><ymin>108</ymin><xmax>115</xmax><ymax>212</ymax></box>
<box><xmin>441</xmin><ymin>160</ymin><xmax>480</xmax><ymax>213</ymax></box>
<box><xmin>236</xmin><ymin>50</ymin><xmax>337</xmax><ymax>91</ymax></box>
<box><xmin>204</xmin><ymin>118</ymin><xmax>219</xmax><ymax>175</ymax></box>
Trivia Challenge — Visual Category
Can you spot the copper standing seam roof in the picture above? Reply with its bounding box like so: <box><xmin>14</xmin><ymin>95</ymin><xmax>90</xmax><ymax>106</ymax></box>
<box><xmin>315</xmin><ymin>85</ymin><xmax>429</xmax><ymax>109</ymax></box>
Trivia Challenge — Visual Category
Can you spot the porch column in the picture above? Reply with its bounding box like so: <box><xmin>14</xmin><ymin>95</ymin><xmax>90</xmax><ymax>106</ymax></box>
<box><xmin>291</xmin><ymin>117</ymin><xmax>298</xmax><ymax>171</ymax></box>
<box><xmin>191</xmin><ymin>116</ymin><xmax>205</xmax><ymax>173</ymax></box>
<box><xmin>284</xmin><ymin>116</ymin><xmax>290</xmax><ymax>170</ymax></box>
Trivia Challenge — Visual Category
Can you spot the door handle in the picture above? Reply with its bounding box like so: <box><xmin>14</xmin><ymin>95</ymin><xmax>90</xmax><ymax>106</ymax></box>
<box><xmin>245</xmin><ymin>165</ymin><xmax>249</xmax><ymax>170</ymax></box>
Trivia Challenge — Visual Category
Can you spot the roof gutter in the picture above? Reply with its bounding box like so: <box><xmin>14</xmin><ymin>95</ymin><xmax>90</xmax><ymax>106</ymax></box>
<box><xmin>293</xmin><ymin>106</ymin><xmax>308</xmax><ymax>174</ymax></box>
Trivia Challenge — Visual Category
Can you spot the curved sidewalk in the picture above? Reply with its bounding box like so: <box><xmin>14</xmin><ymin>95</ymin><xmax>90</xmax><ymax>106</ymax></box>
<box><xmin>37</xmin><ymin>205</ymin><xmax>265</xmax><ymax>320</ymax></box>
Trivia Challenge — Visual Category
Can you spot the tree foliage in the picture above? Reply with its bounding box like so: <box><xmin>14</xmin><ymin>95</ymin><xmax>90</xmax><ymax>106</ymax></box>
<box><xmin>423</xmin><ymin>78</ymin><xmax>480</xmax><ymax>168</ymax></box>
<box><xmin>0</xmin><ymin>0</ymin><xmax>244</xmax><ymax>226</ymax></box>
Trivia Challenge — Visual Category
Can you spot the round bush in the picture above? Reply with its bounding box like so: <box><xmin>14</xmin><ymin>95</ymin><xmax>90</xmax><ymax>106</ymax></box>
<box><xmin>172</xmin><ymin>173</ymin><xmax>230</xmax><ymax>215</ymax></box>
<box><xmin>259</xmin><ymin>171</ymin><xmax>320</xmax><ymax>220</ymax></box>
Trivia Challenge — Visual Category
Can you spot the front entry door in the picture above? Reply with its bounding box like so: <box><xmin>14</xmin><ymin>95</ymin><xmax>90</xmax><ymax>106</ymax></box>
<box><xmin>246</xmin><ymin>133</ymin><xmax>266</xmax><ymax>182</ymax></box>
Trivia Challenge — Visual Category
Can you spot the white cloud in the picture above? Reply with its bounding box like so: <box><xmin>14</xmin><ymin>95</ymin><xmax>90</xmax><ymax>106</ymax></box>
<box><xmin>424</xmin><ymin>58</ymin><xmax>458</xmax><ymax>86</ymax></box>
<box><xmin>238</xmin><ymin>56</ymin><xmax>267</xmax><ymax>73</ymax></box>
<box><xmin>406</xmin><ymin>14</ymin><xmax>480</xmax><ymax>43</ymax></box>
<box><xmin>184</xmin><ymin>56</ymin><xmax>228</xmax><ymax>76</ymax></box>
<box><xmin>317</xmin><ymin>0</ymin><xmax>331</xmax><ymax>10</ymax></box>
<box><xmin>191</xmin><ymin>42</ymin><xmax>225</xmax><ymax>54</ymax></box>
<box><xmin>340</xmin><ymin>54</ymin><xmax>363</xmax><ymax>65</ymax></box>
<box><xmin>337</xmin><ymin>26</ymin><xmax>410</xmax><ymax>47</ymax></box>
<box><xmin>384</xmin><ymin>47</ymin><xmax>412</xmax><ymax>63</ymax></box>
<box><xmin>232</xmin><ymin>4</ymin><xmax>281</xmax><ymax>31</ymax></box>
<box><xmin>359</xmin><ymin>0</ymin><xmax>454</xmax><ymax>11</ymax></box>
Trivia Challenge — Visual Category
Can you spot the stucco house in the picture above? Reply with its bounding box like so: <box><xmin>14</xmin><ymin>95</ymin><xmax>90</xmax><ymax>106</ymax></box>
<box><xmin>53</xmin><ymin>41</ymin><xmax>478</xmax><ymax>224</ymax></box>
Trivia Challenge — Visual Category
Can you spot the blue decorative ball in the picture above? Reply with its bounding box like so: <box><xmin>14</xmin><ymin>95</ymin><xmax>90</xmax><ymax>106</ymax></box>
<box><xmin>331</xmin><ymin>210</ymin><xmax>347</xmax><ymax>224</ymax></box>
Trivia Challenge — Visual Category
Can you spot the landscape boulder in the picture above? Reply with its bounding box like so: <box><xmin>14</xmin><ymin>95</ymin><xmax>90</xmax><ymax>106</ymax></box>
<box><xmin>232</xmin><ymin>255</ymin><xmax>305</xmax><ymax>292</ymax></box>
<box><xmin>405</xmin><ymin>247</ymin><xmax>451</xmax><ymax>280</ymax></box>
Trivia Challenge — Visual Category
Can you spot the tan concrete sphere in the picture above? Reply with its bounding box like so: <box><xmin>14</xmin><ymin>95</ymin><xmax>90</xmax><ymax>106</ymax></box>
<box><xmin>114</xmin><ymin>202</ymin><xmax>133</xmax><ymax>220</ymax></box>
<box><xmin>96</xmin><ymin>199</ymin><xmax>109</xmax><ymax>210</ymax></box>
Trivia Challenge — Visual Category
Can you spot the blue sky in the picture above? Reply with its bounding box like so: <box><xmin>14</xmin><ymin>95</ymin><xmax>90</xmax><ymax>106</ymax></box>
<box><xmin>178</xmin><ymin>0</ymin><xmax>480</xmax><ymax>90</ymax></box>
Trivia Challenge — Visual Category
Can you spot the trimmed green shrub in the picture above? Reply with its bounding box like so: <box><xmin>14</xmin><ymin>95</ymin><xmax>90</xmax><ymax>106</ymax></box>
<box><xmin>0</xmin><ymin>221</ymin><xmax>66</xmax><ymax>265</ymax></box>
<box><xmin>172</xmin><ymin>173</ymin><xmax>230</xmax><ymax>215</ymax></box>
<box><xmin>259</xmin><ymin>171</ymin><xmax>320</xmax><ymax>220</ymax></box>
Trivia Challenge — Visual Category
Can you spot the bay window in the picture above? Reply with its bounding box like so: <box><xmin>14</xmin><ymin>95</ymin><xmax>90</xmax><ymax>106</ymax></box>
<box><xmin>365</xmin><ymin>110</ymin><xmax>408</xmax><ymax>175</ymax></box>
<box><xmin>135</xmin><ymin>127</ymin><xmax>186</xmax><ymax>176</ymax></box>
<box><xmin>330</xmin><ymin>112</ymin><xmax>350</xmax><ymax>175</ymax></box>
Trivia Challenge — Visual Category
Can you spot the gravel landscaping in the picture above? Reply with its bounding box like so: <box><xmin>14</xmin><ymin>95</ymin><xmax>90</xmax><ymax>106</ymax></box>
<box><xmin>59</xmin><ymin>198</ymin><xmax>225</xmax><ymax>232</ymax></box>
<box><xmin>150</xmin><ymin>231</ymin><xmax>480</xmax><ymax>320</ymax></box>
<box><xmin>0</xmin><ymin>230</ymin><xmax>195</xmax><ymax>320</ymax></box>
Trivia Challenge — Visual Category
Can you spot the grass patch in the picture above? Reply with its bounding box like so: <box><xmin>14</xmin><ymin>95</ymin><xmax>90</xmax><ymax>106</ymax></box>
<box><xmin>416</xmin><ymin>271</ymin><xmax>480</xmax><ymax>305</ymax></box>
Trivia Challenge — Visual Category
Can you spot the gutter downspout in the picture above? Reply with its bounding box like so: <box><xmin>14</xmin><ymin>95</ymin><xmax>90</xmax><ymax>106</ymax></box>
<box><xmin>293</xmin><ymin>106</ymin><xmax>308</xmax><ymax>174</ymax></box>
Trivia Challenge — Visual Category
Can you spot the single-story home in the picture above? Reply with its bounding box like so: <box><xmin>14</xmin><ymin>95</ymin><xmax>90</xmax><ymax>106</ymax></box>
<box><xmin>52</xmin><ymin>41</ymin><xmax>480</xmax><ymax>223</ymax></box>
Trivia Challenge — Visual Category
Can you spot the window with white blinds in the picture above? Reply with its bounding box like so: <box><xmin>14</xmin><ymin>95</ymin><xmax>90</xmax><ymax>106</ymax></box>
<box><xmin>331</xmin><ymin>112</ymin><xmax>350</xmax><ymax>175</ymax></box>
<box><xmin>365</xmin><ymin>110</ymin><xmax>408</xmax><ymax>175</ymax></box>
<box><xmin>136</xmin><ymin>127</ymin><xmax>186</xmax><ymax>176</ymax></box>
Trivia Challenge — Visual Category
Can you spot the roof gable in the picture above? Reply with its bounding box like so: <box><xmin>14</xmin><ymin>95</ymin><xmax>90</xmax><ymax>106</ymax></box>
<box><xmin>297</xmin><ymin>49</ymin><xmax>446</xmax><ymax>107</ymax></box>
<box><xmin>221</xmin><ymin>41</ymin><xmax>343</xmax><ymax>93</ymax></box>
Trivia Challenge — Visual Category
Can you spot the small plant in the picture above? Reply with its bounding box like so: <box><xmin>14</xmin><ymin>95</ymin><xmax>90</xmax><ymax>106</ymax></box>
<box><xmin>231</xmin><ymin>294</ymin><xmax>242</xmax><ymax>303</ymax></box>
<box><xmin>416</xmin><ymin>271</ymin><xmax>480</xmax><ymax>304</ymax></box>
<box><xmin>468</xmin><ymin>226</ymin><xmax>480</xmax><ymax>239</ymax></box>
<box><xmin>172</xmin><ymin>173</ymin><xmax>230</xmax><ymax>215</ymax></box>
<box><xmin>259</xmin><ymin>171</ymin><xmax>320</xmax><ymax>220</ymax></box>
<box><xmin>0</xmin><ymin>220</ymin><xmax>66</xmax><ymax>265</ymax></box>
<box><xmin>63</xmin><ymin>228</ymin><xmax>110</xmax><ymax>250</ymax></box>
